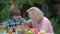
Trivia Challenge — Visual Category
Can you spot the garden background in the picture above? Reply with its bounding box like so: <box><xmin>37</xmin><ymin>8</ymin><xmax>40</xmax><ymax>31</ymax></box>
<box><xmin>0</xmin><ymin>0</ymin><xmax>60</xmax><ymax>34</ymax></box>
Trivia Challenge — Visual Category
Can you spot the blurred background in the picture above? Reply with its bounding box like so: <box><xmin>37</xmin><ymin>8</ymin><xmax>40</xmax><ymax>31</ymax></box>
<box><xmin>0</xmin><ymin>0</ymin><xmax>60</xmax><ymax>34</ymax></box>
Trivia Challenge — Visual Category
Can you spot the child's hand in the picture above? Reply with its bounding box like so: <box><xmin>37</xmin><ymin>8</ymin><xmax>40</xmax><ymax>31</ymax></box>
<box><xmin>15</xmin><ymin>25</ymin><xmax>24</xmax><ymax>30</ymax></box>
<box><xmin>15</xmin><ymin>25</ymin><xmax>30</xmax><ymax>31</ymax></box>
<box><xmin>24</xmin><ymin>25</ymin><xmax>31</xmax><ymax>30</ymax></box>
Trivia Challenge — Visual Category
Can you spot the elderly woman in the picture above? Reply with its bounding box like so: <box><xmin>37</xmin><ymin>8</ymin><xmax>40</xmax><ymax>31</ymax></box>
<box><xmin>27</xmin><ymin>7</ymin><xmax>54</xmax><ymax>34</ymax></box>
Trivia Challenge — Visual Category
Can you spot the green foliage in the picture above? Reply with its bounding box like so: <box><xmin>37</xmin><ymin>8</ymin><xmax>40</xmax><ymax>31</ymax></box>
<box><xmin>42</xmin><ymin>4</ymin><xmax>52</xmax><ymax>19</ymax></box>
<box><xmin>15</xmin><ymin>0</ymin><xmax>45</xmax><ymax>7</ymax></box>
<box><xmin>24</xmin><ymin>16</ymin><xmax>30</xmax><ymax>21</ymax></box>
<box><xmin>54</xmin><ymin>0</ymin><xmax>60</xmax><ymax>3</ymax></box>
<box><xmin>0</xmin><ymin>0</ymin><xmax>45</xmax><ymax>23</ymax></box>
<box><xmin>15</xmin><ymin>0</ymin><xmax>45</xmax><ymax>4</ymax></box>
<box><xmin>50</xmin><ymin>18</ymin><xmax>60</xmax><ymax>34</ymax></box>
<box><xmin>0</xmin><ymin>2</ymin><xmax>5</xmax><ymax>11</ymax></box>
<box><xmin>57</xmin><ymin>9</ymin><xmax>60</xmax><ymax>20</ymax></box>
<box><xmin>0</xmin><ymin>1</ymin><xmax>11</xmax><ymax>23</ymax></box>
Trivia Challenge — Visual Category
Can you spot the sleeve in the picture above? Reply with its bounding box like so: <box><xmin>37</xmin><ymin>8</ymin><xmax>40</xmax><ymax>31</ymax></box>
<box><xmin>21</xmin><ymin>19</ymin><xmax>27</xmax><ymax>25</ymax></box>
<box><xmin>26</xmin><ymin>20</ymin><xmax>32</xmax><ymax>26</ymax></box>
<box><xmin>19</xmin><ymin>16</ymin><xmax>32</xmax><ymax>27</ymax></box>
<box><xmin>6</xmin><ymin>20</ymin><xmax>11</xmax><ymax>30</ymax></box>
<box><xmin>40</xmin><ymin>18</ymin><xmax>54</xmax><ymax>34</ymax></box>
<box><xmin>20</xmin><ymin>17</ymin><xmax>27</xmax><ymax>25</ymax></box>
<box><xmin>47</xmin><ymin>20</ymin><xmax>54</xmax><ymax>34</ymax></box>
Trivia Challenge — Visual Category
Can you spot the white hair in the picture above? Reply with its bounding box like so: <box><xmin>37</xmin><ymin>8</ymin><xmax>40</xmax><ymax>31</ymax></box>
<box><xmin>27</xmin><ymin>7</ymin><xmax>44</xmax><ymax>22</ymax></box>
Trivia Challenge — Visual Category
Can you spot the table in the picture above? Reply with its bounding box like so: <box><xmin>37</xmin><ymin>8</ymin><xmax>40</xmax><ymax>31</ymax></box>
<box><xmin>7</xmin><ymin>32</ymin><xmax>51</xmax><ymax>34</ymax></box>
<box><xmin>7</xmin><ymin>33</ymin><xmax>15</xmax><ymax>34</ymax></box>
<box><xmin>0</xmin><ymin>30</ymin><xmax>7</xmax><ymax>34</ymax></box>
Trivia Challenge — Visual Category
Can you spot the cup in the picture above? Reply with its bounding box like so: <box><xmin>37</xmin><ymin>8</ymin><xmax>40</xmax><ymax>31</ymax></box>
<box><xmin>40</xmin><ymin>31</ymin><xmax>45</xmax><ymax>34</ymax></box>
<box><xmin>16</xmin><ymin>28</ymin><xmax>23</xmax><ymax>34</ymax></box>
<box><xmin>8</xmin><ymin>29</ymin><xmax>12</xmax><ymax>34</ymax></box>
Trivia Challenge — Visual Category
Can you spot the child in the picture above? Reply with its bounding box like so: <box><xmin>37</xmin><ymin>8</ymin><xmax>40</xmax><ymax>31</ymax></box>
<box><xmin>4</xmin><ymin>7</ymin><xmax>26</xmax><ymax>32</ymax></box>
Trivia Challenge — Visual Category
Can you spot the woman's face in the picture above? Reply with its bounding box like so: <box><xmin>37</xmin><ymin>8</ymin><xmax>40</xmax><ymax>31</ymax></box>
<box><xmin>28</xmin><ymin>11</ymin><xmax>39</xmax><ymax>22</ymax></box>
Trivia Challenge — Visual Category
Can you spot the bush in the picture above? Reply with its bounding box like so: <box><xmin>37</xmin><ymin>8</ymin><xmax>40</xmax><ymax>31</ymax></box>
<box><xmin>0</xmin><ymin>1</ymin><xmax>11</xmax><ymax>23</ymax></box>
<box><xmin>50</xmin><ymin>18</ymin><xmax>60</xmax><ymax>34</ymax></box>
